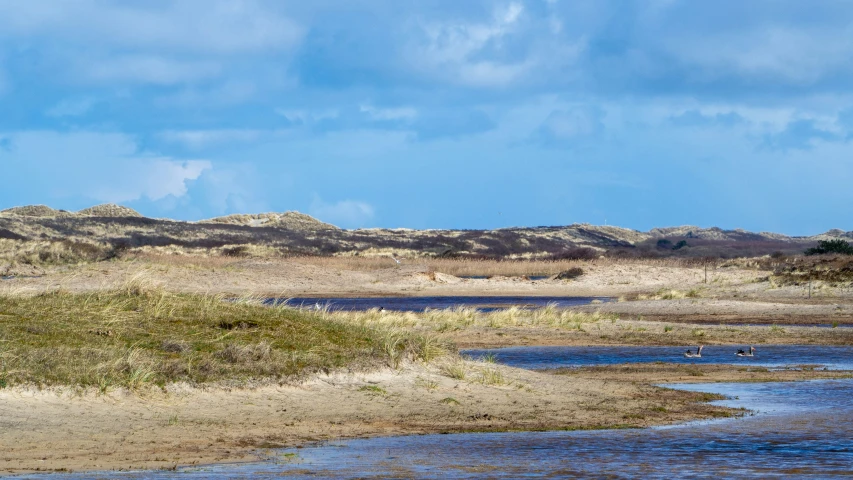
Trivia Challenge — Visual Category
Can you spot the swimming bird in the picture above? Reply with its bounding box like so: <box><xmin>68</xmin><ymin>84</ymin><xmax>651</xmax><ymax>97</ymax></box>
<box><xmin>736</xmin><ymin>346</ymin><xmax>756</xmax><ymax>357</ymax></box>
<box><xmin>684</xmin><ymin>345</ymin><xmax>704</xmax><ymax>358</ymax></box>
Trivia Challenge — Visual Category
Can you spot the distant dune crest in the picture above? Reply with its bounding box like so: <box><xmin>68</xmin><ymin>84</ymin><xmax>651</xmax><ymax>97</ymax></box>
<box><xmin>1</xmin><ymin>205</ymin><xmax>69</xmax><ymax>217</ymax></box>
<box><xmin>77</xmin><ymin>204</ymin><xmax>143</xmax><ymax>218</ymax></box>
<box><xmin>1</xmin><ymin>203</ymin><xmax>142</xmax><ymax>218</ymax></box>
<box><xmin>0</xmin><ymin>204</ymin><xmax>851</xmax><ymax>258</ymax></box>
<box><xmin>200</xmin><ymin>212</ymin><xmax>339</xmax><ymax>231</ymax></box>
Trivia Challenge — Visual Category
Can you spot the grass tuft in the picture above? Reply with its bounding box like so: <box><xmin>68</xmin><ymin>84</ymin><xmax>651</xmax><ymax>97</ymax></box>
<box><xmin>358</xmin><ymin>385</ymin><xmax>387</xmax><ymax>396</ymax></box>
<box><xmin>440</xmin><ymin>360</ymin><xmax>467</xmax><ymax>380</ymax></box>
<box><xmin>479</xmin><ymin>367</ymin><xmax>506</xmax><ymax>386</ymax></box>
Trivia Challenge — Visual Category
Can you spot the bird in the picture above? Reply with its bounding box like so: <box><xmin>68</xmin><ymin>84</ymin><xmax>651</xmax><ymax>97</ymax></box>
<box><xmin>736</xmin><ymin>346</ymin><xmax>756</xmax><ymax>357</ymax></box>
<box><xmin>684</xmin><ymin>345</ymin><xmax>704</xmax><ymax>358</ymax></box>
<box><xmin>391</xmin><ymin>256</ymin><xmax>401</xmax><ymax>265</ymax></box>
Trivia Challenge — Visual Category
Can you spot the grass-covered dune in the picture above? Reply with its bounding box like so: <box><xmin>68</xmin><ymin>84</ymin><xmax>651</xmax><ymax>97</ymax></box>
<box><xmin>0</xmin><ymin>284</ymin><xmax>444</xmax><ymax>390</ymax></box>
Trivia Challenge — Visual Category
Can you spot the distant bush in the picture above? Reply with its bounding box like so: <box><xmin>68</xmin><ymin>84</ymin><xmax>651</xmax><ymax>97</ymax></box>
<box><xmin>656</xmin><ymin>239</ymin><xmax>673</xmax><ymax>249</ymax></box>
<box><xmin>805</xmin><ymin>239</ymin><xmax>853</xmax><ymax>256</ymax></box>
<box><xmin>549</xmin><ymin>247</ymin><xmax>598</xmax><ymax>261</ymax></box>
<box><xmin>222</xmin><ymin>245</ymin><xmax>251</xmax><ymax>257</ymax></box>
<box><xmin>0</xmin><ymin>228</ymin><xmax>27</xmax><ymax>241</ymax></box>
<box><xmin>672</xmin><ymin>240</ymin><xmax>689</xmax><ymax>251</ymax></box>
<box><xmin>555</xmin><ymin>267</ymin><xmax>584</xmax><ymax>280</ymax></box>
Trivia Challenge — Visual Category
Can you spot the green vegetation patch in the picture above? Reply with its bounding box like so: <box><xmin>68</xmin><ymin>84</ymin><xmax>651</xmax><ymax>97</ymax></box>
<box><xmin>805</xmin><ymin>239</ymin><xmax>853</xmax><ymax>256</ymax></box>
<box><xmin>0</xmin><ymin>290</ymin><xmax>440</xmax><ymax>389</ymax></box>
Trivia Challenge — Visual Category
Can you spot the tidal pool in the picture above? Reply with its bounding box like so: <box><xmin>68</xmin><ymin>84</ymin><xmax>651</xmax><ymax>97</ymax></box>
<box><xmin>463</xmin><ymin>345</ymin><xmax>853</xmax><ymax>370</ymax></box>
<box><xmin>271</xmin><ymin>295</ymin><xmax>610</xmax><ymax>312</ymax></box>
<box><xmin>46</xmin><ymin>379</ymin><xmax>853</xmax><ymax>479</ymax></box>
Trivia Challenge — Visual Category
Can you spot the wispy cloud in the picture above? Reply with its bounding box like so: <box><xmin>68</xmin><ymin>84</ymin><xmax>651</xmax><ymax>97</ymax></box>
<box><xmin>0</xmin><ymin>131</ymin><xmax>211</xmax><ymax>204</ymax></box>
<box><xmin>82</xmin><ymin>55</ymin><xmax>222</xmax><ymax>85</ymax></box>
<box><xmin>0</xmin><ymin>1</ymin><xmax>303</xmax><ymax>54</ymax></box>
<box><xmin>360</xmin><ymin>104</ymin><xmax>418</xmax><ymax>122</ymax></box>
<box><xmin>159</xmin><ymin>129</ymin><xmax>268</xmax><ymax>149</ymax></box>
<box><xmin>309</xmin><ymin>196</ymin><xmax>375</xmax><ymax>228</ymax></box>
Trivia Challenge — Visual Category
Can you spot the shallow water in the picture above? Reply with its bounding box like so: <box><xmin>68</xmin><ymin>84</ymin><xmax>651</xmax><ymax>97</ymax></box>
<box><xmin>463</xmin><ymin>345</ymin><xmax>853</xmax><ymax>370</ymax></box>
<box><xmin>271</xmin><ymin>295</ymin><xmax>610</xmax><ymax>312</ymax></box>
<box><xmin>43</xmin><ymin>380</ymin><xmax>853</xmax><ymax>479</ymax></box>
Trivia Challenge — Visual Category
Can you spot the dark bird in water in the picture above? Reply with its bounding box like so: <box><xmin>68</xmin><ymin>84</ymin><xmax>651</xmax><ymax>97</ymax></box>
<box><xmin>684</xmin><ymin>345</ymin><xmax>704</xmax><ymax>358</ymax></box>
<box><xmin>736</xmin><ymin>346</ymin><xmax>756</xmax><ymax>357</ymax></box>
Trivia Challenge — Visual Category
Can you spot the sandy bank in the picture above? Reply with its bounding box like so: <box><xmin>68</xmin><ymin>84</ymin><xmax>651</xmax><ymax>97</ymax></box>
<box><xmin>0</xmin><ymin>362</ymin><xmax>730</xmax><ymax>475</ymax></box>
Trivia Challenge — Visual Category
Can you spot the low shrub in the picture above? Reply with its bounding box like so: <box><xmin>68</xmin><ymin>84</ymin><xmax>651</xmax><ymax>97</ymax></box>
<box><xmin>805</xmin><ymin>239</ymin><xmax>853</xmax><ymax>256</ymax></box>
<box><xmin>555</xmin><ymin>267</ymin><xmax>584</xmax><ymax>280</ymax></box>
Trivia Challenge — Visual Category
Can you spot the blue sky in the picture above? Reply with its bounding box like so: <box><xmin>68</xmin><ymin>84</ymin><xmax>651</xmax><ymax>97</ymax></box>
<box><xmin>0</xmin><ymin>0</ymin><xmax>851</xmax><ymax>234</ymax></box>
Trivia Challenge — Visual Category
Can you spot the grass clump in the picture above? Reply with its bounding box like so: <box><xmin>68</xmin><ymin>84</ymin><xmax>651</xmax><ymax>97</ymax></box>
<box><xmin>479</xmin><ymin>367</ymin><xmax>506</xmax><ymax>386</ymax></box>
<box><xmin>325</xmin><ymin>304</ymin><xmax>616</xmax><ymax>332</ymax></box>
<box><xmin>0</xmin><ymin>289</ymin><xmax>438</xmax><ymax>390</ymax></box>
<box><xmin>358</xmin><ymin>385</ymin><xmax>387</xmax><ymax>396</ymax></box>
<box><xmin>440</xmin><ymin>360</ymin><xmax>467</xmax><ymax>380</ymax></box>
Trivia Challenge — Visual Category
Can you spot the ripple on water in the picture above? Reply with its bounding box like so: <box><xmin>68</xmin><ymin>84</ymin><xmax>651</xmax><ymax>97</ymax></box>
<box><xmin>462</xmin><ymin>345</ymin><xmax>853</xmax><ymax>370</ymax></box>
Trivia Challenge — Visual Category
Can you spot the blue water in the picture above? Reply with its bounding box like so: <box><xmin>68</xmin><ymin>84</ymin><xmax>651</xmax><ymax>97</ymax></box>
<box><xmin>271</xmin><ymin>296</ymin><xmax>609</xmax><ymax>312</ymax></box>
<box><xmin>462</xmin><ymin>345</ymin><xmax>853</xmax><ymax>370</ymax></box>
<box><xmin>39</xmin><ymin>380</ymin><xmax>853</xmax><ymax>479</ymax></box>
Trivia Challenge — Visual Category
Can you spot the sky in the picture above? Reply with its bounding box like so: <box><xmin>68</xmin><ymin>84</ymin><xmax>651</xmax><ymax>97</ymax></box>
<box><xmin>0</xmin><ymin>0</ymin><xmax>851</xmax><ymax>234</ymax></box>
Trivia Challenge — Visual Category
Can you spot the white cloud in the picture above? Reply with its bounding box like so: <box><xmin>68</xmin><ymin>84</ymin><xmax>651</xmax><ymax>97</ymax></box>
<box><xmin>0</xmin><ymin>1</ymin><xmax>303</xmax><ymax>55</ymax></box>
<box><xmin>159</xmin><ymin>129</ymin><xmax>267</xmax><ymax>149</ymax></box>
<box><xmin>535</xmin><ymin>106</ymin><xmax>604</xmax><ymax>143</ymax></box>
<box><xmin>0</xmin><ymin>131</ymin><xmax>211</xmax><ymax>203</ymax></box>
<box><xmin>661</xmin><ymin>25</ymin><xmax>853</xmax><ymax>85</ymax></box>
<box><xmin>413</xmin><ymin>2</ymin><xmax>534</xmax><ymax>87</ymax></box>
<box><xmin>83</xmin><ymin>55</ymin><xmax>222</xmax><ymax>85</ymax></box>
<box><xmin>275</xmin><ymin>108</ymin><xmax>340</xmax><ymax>124</ymax></box>
<box><xmin>93</xmin><ymin>158</ymin><xmax>211</xmax><ymax>203</ymax></box>
<box><xmin>309</xmin><ymin>196</ymin><xmax>375</xmax><ymax>228</ymax></box>
<box><xmin>359</xmin><ymin>104</ymin><xmax>418</xmax><ymax>121</ymax></box>
<box><xmin>0</xmin><ymin>1</ymin><xmax>302</xmax><ymax>90</ymax></box>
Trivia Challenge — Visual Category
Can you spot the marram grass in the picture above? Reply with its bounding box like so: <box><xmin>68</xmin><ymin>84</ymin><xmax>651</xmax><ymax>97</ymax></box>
<box><xmin>323</xmin><ymin>303</ymin><xmax>618</xmax><ymax>331</ymax></box>
<box><xmin>0</xmin><ymin>288</ymin><xmax>447</xmax><ymax>390</ymax></box>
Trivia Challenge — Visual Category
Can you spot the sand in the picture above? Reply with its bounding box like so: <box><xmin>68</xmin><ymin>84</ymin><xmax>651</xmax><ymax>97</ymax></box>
<box><xmin>0</xmin><ymin>361</ymin><xmax>731</xmax><ymax>474</ymax></box>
